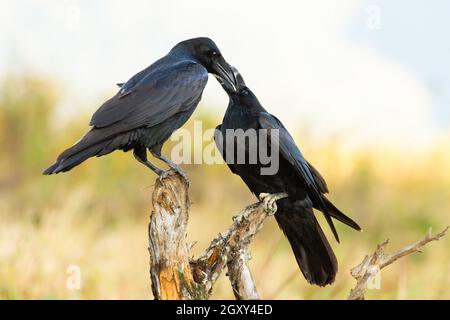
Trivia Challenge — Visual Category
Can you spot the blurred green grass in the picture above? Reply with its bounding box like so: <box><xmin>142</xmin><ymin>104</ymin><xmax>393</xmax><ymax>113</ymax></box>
<box><xmin>0</xmin><ymin>74</ymin><xmax>448</xmax><ymax>299</ymax></box>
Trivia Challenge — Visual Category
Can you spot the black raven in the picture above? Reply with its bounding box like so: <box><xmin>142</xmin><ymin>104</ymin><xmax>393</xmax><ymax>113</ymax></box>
<box><xmin>44</xmin><ymin>37</ymin><xmax>236</xmax><ymax>179</ymax></box>
<box><xmin>215</xmin><ymin>68</ymin><xmax>361</xmax><ymax>286</ymax></box>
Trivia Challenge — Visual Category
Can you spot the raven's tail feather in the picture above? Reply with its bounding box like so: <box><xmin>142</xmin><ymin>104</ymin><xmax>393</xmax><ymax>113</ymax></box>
<box><xmin>43</xmin><ymin>139</ymin><xmax>112</xmax><ymax>175</ymax></box>
<box><xmin>322</xmin><ymin>196</ymin><xmax>361</xmax><ymax>231</ymax></box>
<box><xmin>42</xmin><ymin>128</ymin><xmax>129</xmax><ymax>175</ymax></box>
<box><xmin>275</xmin><ymin>202</ymin><xmax>338</xmax><ymax>286</ymax></box>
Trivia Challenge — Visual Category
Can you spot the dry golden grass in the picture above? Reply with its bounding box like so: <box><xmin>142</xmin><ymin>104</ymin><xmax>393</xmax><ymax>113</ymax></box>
<box><xmin>0</xmin><ymin>75</ymin><xmax>448</xmax><ymax>299</ymax></box>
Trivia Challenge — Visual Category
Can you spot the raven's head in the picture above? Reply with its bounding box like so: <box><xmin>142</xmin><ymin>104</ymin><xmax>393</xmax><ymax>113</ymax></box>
<box><xmin>176</xmin><ymin>37</ymin><xmax>237</xmax><ymax>91</ymax></box>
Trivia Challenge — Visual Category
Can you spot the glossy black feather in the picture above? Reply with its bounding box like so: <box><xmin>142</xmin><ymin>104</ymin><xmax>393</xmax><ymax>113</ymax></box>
<box><xmin>275</xmin><ymin>200</ymin><xmax>338</xmax><ymax>286</ymax></box>
<box><xmin>90</xmin><ymin>61</ymin><xmax>207</xmax><ymax>129</ymax></box>
<box><xmin>258</xmin><ymin>112</ymin><xmax>340</xmax><ymax>242</ymax></box>
<box><xmin>215</xmin><ymin>77</ymin><xmax>360</xmax><ymax>286</ymax></box>
<box><xmin>43</xmin><ymin>37</ymin><xmax>236</xmax><ymax>175</ymax></box>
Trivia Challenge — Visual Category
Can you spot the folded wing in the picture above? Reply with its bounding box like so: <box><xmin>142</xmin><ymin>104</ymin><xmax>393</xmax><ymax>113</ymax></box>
<box><xmin>90</xmin><ymin>61</ymin><xmax>208</xmax><ymax>131</ymax></box>
<box><xmin>258</xmin><ymin>112</ymin><xmax>340</xmax><ymax>242</ymax></box>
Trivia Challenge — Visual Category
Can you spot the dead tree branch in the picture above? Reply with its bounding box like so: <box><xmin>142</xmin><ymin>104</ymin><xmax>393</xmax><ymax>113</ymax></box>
<box><xmin>348</xmin><ymin>226</ymin><xmax>449</xmax><ymax>300</ymax></box>
<box><xmin>192</xmin><ymin>192</ymin><xmax>288</xmax><ymax>299</ymax></box>
<box><xmin>148</xmin><ymin>173</ymin><xmax>208</xmax><ymax>300</ymax></box>
<box><xmin>149</xmin><ymin>173</ymin><xmax>448</xmax><ymax>300</ymax></box>
<box><xmin>148</xmin><ymin>173</ymin><xmax>287</xmax><ymax>299</ymax></box>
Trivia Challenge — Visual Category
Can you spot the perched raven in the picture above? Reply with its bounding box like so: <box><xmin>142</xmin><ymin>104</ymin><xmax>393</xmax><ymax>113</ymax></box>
<box><xmin>215</xmin><ymin>68</ymin><xmax>361</xmax><ymax>286</ymax></box>
<box><xmin>44</xmin><ymin>37</ymin><xmax>236</xmax><ymax>178</ymax></box>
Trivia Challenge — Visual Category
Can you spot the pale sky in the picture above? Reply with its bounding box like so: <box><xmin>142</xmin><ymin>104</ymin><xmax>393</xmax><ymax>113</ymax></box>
<box><xmin>1</xmin><ymin>0</ymin><xmax>449</xmax><ymax>148</ymax></box>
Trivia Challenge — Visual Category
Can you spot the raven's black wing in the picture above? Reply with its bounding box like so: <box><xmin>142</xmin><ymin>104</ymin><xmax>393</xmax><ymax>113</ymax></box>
<box><xmin>307</xmin><ymin>161</ymin><xmax>329</xmax><ymax>194</ymax></box>
<box><xmin>90</xmin><ymin>60</ymin><xmax>208</xmax><ymax>130</ymax></box>
<box><xmin>214</xmin><ymin>124</ymin><xmax>239</xmax><ymax>174</ymax></box>
<box><xmin>258</xmin><ymin>112</ymin><xmax>339</xmax><ymax>242</ymax></box>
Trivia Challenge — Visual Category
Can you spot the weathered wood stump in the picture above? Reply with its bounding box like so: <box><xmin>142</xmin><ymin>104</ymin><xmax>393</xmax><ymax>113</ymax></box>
<box><xmin>148</xmin><ymin>173</ymin><xmax>286</xmax><ymax>299</ymax></box>
<box><xmin>147</xmin><ymin>172</ymin><xmax>448</xmax><ymax>300</ymax></box>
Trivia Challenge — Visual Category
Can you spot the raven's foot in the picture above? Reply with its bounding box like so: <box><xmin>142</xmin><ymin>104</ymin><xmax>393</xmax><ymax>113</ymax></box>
<box><xmin>158</xmin><ymin>169</ymin><xmax>176</xmax><ymax>182</ymax></box>
<box><xmin>151</xmin><ymin>152</ymin><xmax>191</xmax><ymax>187</ymax></box>
<box><xmin>158</xmin><ymin>167</ymin><xmax>190</xmax><ymax>187</ymax></box>
<box><xmin>258</xmin><ymin>192</ymin><xmax>289</xmax><ymax>215</ymax></box>
<box><xmin>167</xmin><ymin>164</ymin><xmax>190</xmax><ymax>186</ymax></box>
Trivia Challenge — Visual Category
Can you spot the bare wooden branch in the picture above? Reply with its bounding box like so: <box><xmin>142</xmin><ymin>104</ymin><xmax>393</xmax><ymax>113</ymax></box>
<box><xmin>148</xmin><ymin>173</ymin><xmax>208</xmax><ymax>300</ymax></box>
<box><xmin>149</xmin><ymin>173</ymin><xmax>448</xmax><ymax>300</ymax></box>
<box><xmin>347</xmin><ymin>226</ymin><xmax>449</xmax><ymax>300</ymax></box>
<box><xmin>227</xmin><ymin>247</ymin><xmax>260</xmax><ymax>300</ymax></box>
<box><xmin>191</xmin><ymin>192</ymin><xmax>288</xmax><ymax>299</ymax></box>
<box><xmin>148</xmin><ymin>172</ymin><xmax>287</xmax><ymax>299</ymax></box>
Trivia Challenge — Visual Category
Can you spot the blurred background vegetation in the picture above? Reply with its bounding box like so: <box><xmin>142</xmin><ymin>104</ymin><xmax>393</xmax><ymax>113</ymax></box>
<box><xmin>0</xmin><ymin>74</ymin><xmax>448</xmax><ymax>299</ymax></box>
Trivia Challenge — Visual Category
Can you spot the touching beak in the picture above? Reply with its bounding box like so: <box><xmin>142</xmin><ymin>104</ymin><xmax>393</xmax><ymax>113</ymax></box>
<box><xmin>213</xmin><ymin>56</ymin><xmax>237</xmax><ymax>92</ymax></box>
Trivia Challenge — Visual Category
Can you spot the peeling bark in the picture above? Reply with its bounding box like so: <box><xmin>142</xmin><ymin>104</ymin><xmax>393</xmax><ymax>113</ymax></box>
<box><xmin>148</xmin><ymin>172</ymin><xmax>286</xmax><ymax>299</ymax></box>
<box><xmin>147</xmin><ymin>172</ymin><xmax>448</xmax><ymax>300</ymax></box>
<box><xmin>148</xmin><ymin>174</ymin><xmax>208</xmax><ymax>300</ymax></box>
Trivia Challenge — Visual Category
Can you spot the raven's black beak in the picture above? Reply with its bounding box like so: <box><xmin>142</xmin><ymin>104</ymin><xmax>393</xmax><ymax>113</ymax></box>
<box><xmin>213</xmin><ymin>56</ymin><xmax>237</xmax><ymax>92</ymax></box>
<box><xmin>230</xmin><ymin>66</ymin><xmax>246</xmax><ymax>90</ymax></box>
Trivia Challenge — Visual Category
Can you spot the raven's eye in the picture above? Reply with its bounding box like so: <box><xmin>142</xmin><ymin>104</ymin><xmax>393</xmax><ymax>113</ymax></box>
<box><xmin>210</xmin><ymin>50</ymin><xmax>219</xmax><ymax>57</ymax></box>
<box><xmin>241</xmin><ymin>89</ymin><xmax>249</xmax><ymax>96</ymax></box>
